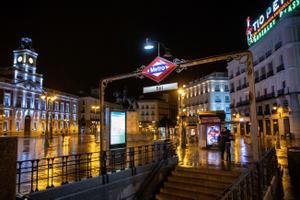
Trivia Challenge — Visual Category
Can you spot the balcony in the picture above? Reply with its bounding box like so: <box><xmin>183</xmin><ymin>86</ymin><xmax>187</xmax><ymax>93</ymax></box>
<box><xmin>259</xmin><ymin>56</ymin><xmax>265</xmax><ymax>62</ymax></box>
<box><xmin>229</xmin><ymin>74</ymin><xmax>234</xmax><ymax>79</ymax></box>
<box><xmin>260</xmin><ymin>74</ymin><xmax>266</xmax><ymax>81</ymax></box>
<box><xmin>236</xmin><ymin>71</ymin><xmax>241</xmax><ymax>76</ymax></box>
<box><xmin>242</xmin><ymin>83</ymin><xmax>247</xmax><ymax>89</ymax></box>
<box><xmin>265</xmin><ymin>50</ymin><xmax>272</xmax><ymax>58</ymax></box>
<box><xmin>277</xmin><ymin>88</ymin><xmax>285</xmax><ymax>96</ymax></box>
<box><xmin>236</xmin><ymin>86</ymin><xmax>242</xmax><ymax>91</ymax></box>
<box><xmin>236</xmin><ymin>100</ymin><xmax>249</xmax><ymax>107</ymax></box>
<box><xmin>267</xmin><ymin>71</ymin><xmax>274</xmax><ymax>77</ymax></box>
<box><xmin>230</xmin><ymin>104</ymin><xmax>235</xmax><ymax>108</ymax></box>
<box><xmin>255</xmin><ymin>77</ymin><xmax>260</xmax><ymax>83</ymax></box>
<box><xmin>276</xmin><ymin>64</ymin><xmax>284</xmax><ymax>73</ymax></box>
<box><xmin>275</xmin><ymin>41</ymin><xmax>282</xmax><ymax>51</ymax></box>
<box><xmin>230</xmin><ymin>89</ymin><xmax>235</xmax><ymax>93</ymax></box>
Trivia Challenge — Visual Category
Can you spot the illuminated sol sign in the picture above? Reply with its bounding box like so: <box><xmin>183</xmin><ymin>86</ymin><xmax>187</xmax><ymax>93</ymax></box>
<box><xmin>142</xmin><ymin>56</ymin><xmax>177</xmax><ymax>83</ymax></box>
<box><xmin>247</xmin><ymin>0</ymin><xmax>300</xmax><ymax>46</ymax></box>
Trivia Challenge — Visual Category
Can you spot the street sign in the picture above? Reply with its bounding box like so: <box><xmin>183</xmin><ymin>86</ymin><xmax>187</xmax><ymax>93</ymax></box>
<box><xmin>143</xmin><ymin>82</ymin><xmax>178</xmax><ymax>94</ymax></box>
<box><xmin>142</xmin><ymin>56</ymin><xmax>177</xmax><ymax>83</ymax></box>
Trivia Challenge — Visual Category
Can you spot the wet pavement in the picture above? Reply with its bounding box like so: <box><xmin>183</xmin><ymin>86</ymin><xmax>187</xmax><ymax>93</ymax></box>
<box><xmin>176</xmin><ymin>135</ymin><xmax>300</xmax><ymax>200</ymax></box>
<box><xmin>15</xmin><ymin>134</ymin><xmax>300</xmax><ymax>198</ymax></box>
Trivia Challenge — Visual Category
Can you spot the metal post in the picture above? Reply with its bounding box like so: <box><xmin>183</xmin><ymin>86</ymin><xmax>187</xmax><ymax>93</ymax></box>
<box><xmin>157</xmin><ymin>42</ymin><xmax>160</xmax><ymax>57</ymax></box>
<box><xmin>246</xmin><ymin>53</ymin><xmax>259</xmax><ymax>161</ymax></box>
<box><xmin>99</xmin><ymin>80</ymin><xmax>105</xmax><ymax>151</ymax></box>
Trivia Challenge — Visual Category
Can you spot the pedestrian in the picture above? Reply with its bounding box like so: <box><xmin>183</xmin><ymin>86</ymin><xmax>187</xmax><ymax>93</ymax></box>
<box><xmin>224</xmin><ymin>127</ymin><xmax>232</xmax><ymax>162</ymax></box>
<box><xmin>218</xmin><ymin>127</ymin><xmax>228</xmax><ymax>160</ymax></box>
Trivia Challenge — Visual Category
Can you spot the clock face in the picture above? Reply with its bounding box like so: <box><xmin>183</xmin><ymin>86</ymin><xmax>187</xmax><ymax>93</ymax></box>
<box><xmin>28</xmin><ymin>57</ymin><xmax>34</xmax><ymax>64</ymax></box>
<box><xmin>17</xmin><ymin>56</ymin><xmax>23</xmax><ymax>62</ymax></box>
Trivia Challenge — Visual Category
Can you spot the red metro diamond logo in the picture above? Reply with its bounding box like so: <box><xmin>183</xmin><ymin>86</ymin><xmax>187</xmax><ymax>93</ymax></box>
<box><xmin>142</xmin><ymin>57</ymin><xmax>177</xmax><ymax>83</ymax></box>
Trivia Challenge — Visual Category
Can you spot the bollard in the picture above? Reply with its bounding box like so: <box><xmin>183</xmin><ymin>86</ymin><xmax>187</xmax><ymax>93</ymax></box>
<box><xmin>0</xmin><ymin>137</ymin><xmax>17</xmax><ymax>200</ymax></box>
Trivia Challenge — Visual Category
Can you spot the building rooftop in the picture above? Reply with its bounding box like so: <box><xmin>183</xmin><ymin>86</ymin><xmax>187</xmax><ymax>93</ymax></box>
<box><xmin>188</xmin><ymin>72</ymin><xmax>228</xmax><ymax>85</ymax></box>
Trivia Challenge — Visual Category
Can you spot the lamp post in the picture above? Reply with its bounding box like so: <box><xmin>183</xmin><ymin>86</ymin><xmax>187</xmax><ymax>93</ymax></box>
<box><xmin>273</xmin><ymin>105</ymin><xmax>282</xmax><ymax>149</ymax></box>
<box><xmin>144</xmin><ymin>38</ymin><xmax>172</xmax><ymax>57</ymax></box>
<box><xmin>178</xmin><ymin>88</ymin><xmax>187</xmax><ymax>148</ymax></box>
<box><xmin>91</xmin><ymin>106</ymin><xmax>100</xmax><ymax>135</ymax></box>
<box><xmin>41</xmin><ymin>94</ymin><xmax>57</xmax><ymax>140</ymax></box>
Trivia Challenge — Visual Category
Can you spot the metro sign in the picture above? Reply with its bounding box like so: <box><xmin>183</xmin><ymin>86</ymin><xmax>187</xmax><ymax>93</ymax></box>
<box><xmin>142</xmin><ymin>57</ymin><xmax>177</xmax><ymax>83</ymax></box>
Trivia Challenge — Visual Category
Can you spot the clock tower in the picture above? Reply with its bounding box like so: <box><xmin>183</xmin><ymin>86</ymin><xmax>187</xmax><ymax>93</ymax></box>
<box><xmin>12</xmin><ymin>37</ymin><xmax>43</xmax><ymax>91</ymax></box>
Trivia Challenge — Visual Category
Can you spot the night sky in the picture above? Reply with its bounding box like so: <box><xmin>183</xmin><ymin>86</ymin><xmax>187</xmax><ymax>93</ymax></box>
<box><xmin>0</xmin><ymin>1</ymin><xmax>271</xmax><ymax>99</ymax></box>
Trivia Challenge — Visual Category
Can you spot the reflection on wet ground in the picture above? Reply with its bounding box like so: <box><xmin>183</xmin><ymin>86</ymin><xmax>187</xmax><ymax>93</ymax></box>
<box><xmin>176</xmin><ymin>135</ymin><xmax>300</xmax><ymax>199</ymax></box>
<box><xmin>16</xmin><ymin>134</ymin><xmax>154</xmax><ymax>194</ymax></box>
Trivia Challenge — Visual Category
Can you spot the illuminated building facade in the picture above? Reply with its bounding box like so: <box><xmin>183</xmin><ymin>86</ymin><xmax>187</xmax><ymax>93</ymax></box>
<box><xmin>0</xmin><ymin>38</ymin><xmax>78</xmax><ymax>136</ymax></box>
<box><xmin>182</xmin><ymin>72</ymin><xmax>231</xmax><ymax>122</ymax></box>
<box><xmin>228</xmin><ymin>2</ymin><xmax>300</xmax><ymax>138</ymax></box>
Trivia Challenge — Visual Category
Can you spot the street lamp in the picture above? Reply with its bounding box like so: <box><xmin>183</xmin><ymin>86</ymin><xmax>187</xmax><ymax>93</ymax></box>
<box><xmin>41</xmin><ymin>94</ymin><xmax>57</xmax><ymax>140</ymax></box>
<box><xmin>178</xmin><ymin>88</ymin><xmax>187</xmax><ymax>148</ymax></box>
<box><xmin>143</xmin><ymin>38</ymin><xmax>172</xmax><ymax>57</ymax></box>
<box><xmin>91</xmin><ymin>106</ymin><xmax>100</xmax><ymax>134</ymax></box>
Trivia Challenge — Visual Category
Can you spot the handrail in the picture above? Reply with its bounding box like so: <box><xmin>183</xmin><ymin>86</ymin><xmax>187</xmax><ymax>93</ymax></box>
<box><xmin>16</xmin><ymin>141</ymin><xmax>176</xmax><ymax>195</ymax></box>
<box><xmin>220</xmin><ymin>147</ymin><xmax>279</xmax><ymax>200</ymax></box>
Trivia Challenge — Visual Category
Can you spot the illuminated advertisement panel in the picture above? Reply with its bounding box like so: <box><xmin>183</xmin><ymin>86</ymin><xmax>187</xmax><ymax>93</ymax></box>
<box><xmin>110</xmin><ymin>111</ymin><xmax>126</xmax><ymax>147</ymax></box>
<box><xmin>206</xmin><ymin>125</ymin><xmax>220</xmax><ymax>146</ymax></box>
<box><xmin>246</xmin><ymin>0</ymin><xmax>300</xmax><ymax>46</ymax></box>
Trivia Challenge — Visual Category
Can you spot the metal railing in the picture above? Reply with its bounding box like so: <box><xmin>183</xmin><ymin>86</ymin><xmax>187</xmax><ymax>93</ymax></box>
<box><xmin>220</xmin><ymin>147</ymin><xmax>280</xmax><ymax>200</ymax></box>
<box><xmin>16</xmin><ymin>141</ymin><xmax>176</xmax><ymax>194</ymax></box>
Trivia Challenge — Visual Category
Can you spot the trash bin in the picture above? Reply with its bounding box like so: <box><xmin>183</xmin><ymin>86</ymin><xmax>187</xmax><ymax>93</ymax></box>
<box><xmin>287</xmin><ymin>147</ymin><xmax>300</xmax><ymax>184</ymax></box>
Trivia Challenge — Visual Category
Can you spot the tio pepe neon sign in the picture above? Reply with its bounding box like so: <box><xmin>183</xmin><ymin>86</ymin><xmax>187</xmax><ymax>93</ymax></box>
<box><xmin>247</xmin><ymin>0</ymin><xmax>300</xmax><ymax>46</ymax></box>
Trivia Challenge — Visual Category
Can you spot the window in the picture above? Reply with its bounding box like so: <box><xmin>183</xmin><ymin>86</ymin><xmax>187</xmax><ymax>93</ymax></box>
<box><xmin>55</xmin><ymin>102</ymin><xmax>59</xmax><ymax>111</ymax></box>
<box><xmin>282</xmin><ymin>81</ymin><xmax>286</xmax><ymax>88</ymax></box>
<box><xmin>225</xmin><ymin>107</ymin><xmax>230</xmax><ymax>113</ymax></box>
<box><xmin>225</xmin><ymin>96</ymin><xmax>230</xmax><ymax>102</ymax></box>
<box><xmin>34</xmin><ymin>122</ymin><xmax>38</xmax><ymax>131</ymax></box>
<box><xmin>272</xmin><ymin>86</ymin><xmax>275</xmax><ymax>93</ymax></box>
<box><xmin>3</xmin><ymin>121</ymin><xmax>8</xmax><ymax>132</ymax></box>
<box><xmin>60</xmin><ymin>122</ymin><xmax>64</xmax><ymax>130</ymax></box>
<box><xmin>264</xmin><ymin>88</ymin><xmax>267</xmax><ymax>95</ymax></box>
<box><xmin>73</xmin><ymin>104</ymin><xmax>77</xmax><ymax>113</ymax></box>
<box><xmin>66</xmin><ymin>114</ymin><xmax>69</xmax><ymax>120</ymax></box>
<box><xmin>60</xmin><ymin>114</ymin><xmax>64</xmax><ymax>120</ymax></box>
<box><xmin>280</xmin><ymin>55</ymin><xmax>284</xmax><ymax>65</ymax></box>
<box><xmin>42</xmin><ymin>122</ymin><xmax>45</xmax><ymax>131</ymax></box>
<box><xmin>66</xmin><ymin>103</ymin><xmax>70</xmax><ymax>113</ymax></box>
<box><xmin>60</xmin><ymin>102</ymin><xmax>64</xmax><ymax>112</ymax></box>
<box><xmin>42</xmin><ymin>112</ymin><xmax>46</xmax><ymax>119</ymax></box>
<box><xmin>4</xmin><ymin>93</ymin><xmax>10</xmax><ymax>107</ymax></box>
<box><xmin>215</xmin><ymin>84</ymin><xmax>220</xmax><ymax>92</ymax></box>
<box><xmin>224</xmin><ymin>85</ymin><xmax>229</xmax><ymax>91</ymax></box>
<box><xmin>73</xmin><ymin>114</ymin><xmax>77</xmax><ymax>121</ymax></box>
<box><xmin>41</xmin><ymin>101</ymin><xmax>46</xmax><ymax>110</ymax></box>
<box><xmin>55</xmin><ymin>114</ymin><xmax>59</xmax><ymax>120</ymax></box>
<box><xmin>268</xmin><ymin>62</ymin><xmax>273</xmax><ymax>72</ymax></box>
<box><xmin>215</xmin><ymin>96</ymin><xmax>221</xmax><ymax>102</ymax></box>
<box><xmin>16</xmin><ymin>121</ymin><xmax>20</xmax><ymax>132</ymax></box>
<box><xmin>4</xmin><ymin>110</ymin><xmax>9</xmax><ymax>117</ymax></box>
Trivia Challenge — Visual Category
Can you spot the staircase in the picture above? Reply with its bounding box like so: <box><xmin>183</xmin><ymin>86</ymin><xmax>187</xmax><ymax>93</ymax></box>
<box><xmin>156</xmin><ymin>165</ymin><xmax>242</xmax><ymax>200</ymax></box>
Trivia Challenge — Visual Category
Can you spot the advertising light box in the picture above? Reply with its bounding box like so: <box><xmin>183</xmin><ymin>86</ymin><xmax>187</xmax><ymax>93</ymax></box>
<box><xmin>206</xmin><ymin>125</ymin><xmax>220</xmax><ymax>146</ymax></box>
<box><xmin>110</xmin><ymin>111</ymin><xmax>126</xmax><ymax>148</ymax></box>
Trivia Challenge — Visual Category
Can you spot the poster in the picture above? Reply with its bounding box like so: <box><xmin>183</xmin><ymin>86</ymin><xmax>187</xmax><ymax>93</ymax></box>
<box><xmin>206</xmin><ymin>125</ymin><xmax>220</xmax><ymax>146</ymax></box>
<box><xmin>110</xmin><ymin>111</ymin><xmax>126</xmax><ymax>146</ymax></box>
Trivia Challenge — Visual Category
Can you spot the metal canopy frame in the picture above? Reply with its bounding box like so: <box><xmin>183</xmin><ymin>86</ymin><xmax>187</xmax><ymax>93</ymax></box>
<box><xmin>99</xmin><ymin>50</ymin><xmax>260</xmax><ymax>161</ymax></box>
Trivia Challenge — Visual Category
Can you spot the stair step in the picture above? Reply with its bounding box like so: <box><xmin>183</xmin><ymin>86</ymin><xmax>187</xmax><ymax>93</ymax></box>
<box><xmin>164</xmin><ymin>181</ymin><xmax>224</xmax><ymax>195</ymax></box>
<box><xmin>167</xmin><ymin>176</ymin><xmax>229</xmax><ymax>190</ymax></box>
<box><xmin>175</xmin><ymin>166</ymin><xmax>241</xmax><ymax>177</ymax></box>
<box><xmin>160</xmin><ymin>187</ymin><xmax>218</xmax><ymax>200</ymax></box>
<box><xmin>156</xmin><ymin>192</ymin><xmax>194</xmax><ymax>200</ymax></box>
<box><xmin>171</xmin><ymin>171</ymin><xmax>236</xmax><ymax>183</ymax></box>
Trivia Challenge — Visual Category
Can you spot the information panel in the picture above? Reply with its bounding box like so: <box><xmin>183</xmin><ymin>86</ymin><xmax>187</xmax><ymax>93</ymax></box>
<box><xmin>206</xmin><ymin>125</ymin><xmax>220</xmax><ymax>146</ymax></box>
<box><xmin>110</xmin><ymin>111</ymin><xmax>126</xmax><ymax>147</ymax></box>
